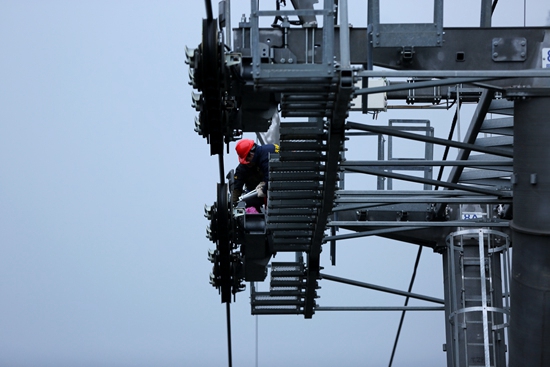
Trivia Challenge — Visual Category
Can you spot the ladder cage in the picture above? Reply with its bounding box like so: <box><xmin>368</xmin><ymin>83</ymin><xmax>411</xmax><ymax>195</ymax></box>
<box><xmin>446</xmin><ymin>228</ymin><xmax>510</xmax><ymax>367</ymax></box>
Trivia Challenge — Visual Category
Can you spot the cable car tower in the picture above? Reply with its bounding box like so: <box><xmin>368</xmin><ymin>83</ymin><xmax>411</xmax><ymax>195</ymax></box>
<box><xmin>187</xmin><ymin>1</ymin><xmax>550</xmax><ymax>366</ymax></box>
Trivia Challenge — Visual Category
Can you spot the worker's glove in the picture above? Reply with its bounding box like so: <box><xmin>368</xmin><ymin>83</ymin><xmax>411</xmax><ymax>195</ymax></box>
<box><xmin>231</xmin><ymin>189</ymin><xmax>242</xmax><ymax>205</ymax></box>
<box><xmin>256</xmin><ymin>182</ymin><xmax>266</xmax><ymax>198</ymax></box>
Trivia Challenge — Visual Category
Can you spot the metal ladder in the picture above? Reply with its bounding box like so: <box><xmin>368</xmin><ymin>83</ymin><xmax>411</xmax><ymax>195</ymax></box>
<box><xmin>267</xmin><ymin>119</ymin><xmax>326</xmax><ymax>253</ymax></box>
<box><xmin>249</xmin><ymin>120</ymin><xmax>328</xmax><ymax>315</ymax></box>
<box><xmin>446</xmin><ymin>229</ymin><xmax>511</xmax><ymax>367</ymax></box>
<box><xmin>251</xmin><ymin>261</ymin><xmax>307</xmax><ymax>315</ymax></box>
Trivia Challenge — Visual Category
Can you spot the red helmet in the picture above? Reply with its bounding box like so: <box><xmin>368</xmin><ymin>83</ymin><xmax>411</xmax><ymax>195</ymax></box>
<box><xmin>235</xmin><ymin>139</ymin><xmax>255</xmax><ymax>164</ymax></box>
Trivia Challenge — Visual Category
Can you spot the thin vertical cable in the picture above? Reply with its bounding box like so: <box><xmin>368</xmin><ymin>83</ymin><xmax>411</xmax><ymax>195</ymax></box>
<box><xmin>255</xmin><ymin>281</ymin><xmax>259</xmax><ymax>367</ymax></box>
<box><xmin>205</xmin><ymin>0</ymin><xmax>213</xmax><ymax>20</ymax></box>
<box><xmin>255</xmin><ymin>314</ymin><xmax>259</xmax><ymax>367</ymax></box>
<box><xmin>434</xmin><ymin>100</ymin><xmax>461</xmax><ymax>190</ymax></box>
<box><xmin>226</xmin><ymin>302</ymin><xmax>233</xmax><ymax>367</ymax></box>
<box><xmin>219</xmin><ymin>154</ymin><xmax>225</xmax><ymax>184</ymax></box>
<box><xmin>491</xmin><ymin>0</ymin><xmax>499</xmax><ymax>14</ymax></box>
<box><xmin>388</xmin><ymin>246</ymin><xmax>423</xmax><ymax>367</ymax></box>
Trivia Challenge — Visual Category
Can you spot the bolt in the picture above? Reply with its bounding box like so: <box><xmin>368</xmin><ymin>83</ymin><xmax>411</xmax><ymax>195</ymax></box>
<box><xmin>521</xmin><ymin>52</ymin><xmax>526</xmax><ymax>58</ymax></box>
<box><xmin>521</xmin><ymin>40</ymin><xmax>526</xmax><ymax>46</ymax></box>
<box><xmin>493</xmin><ymin>42</ymin><xmax>498</xmax><ymax>47</ymax></box>
<box><xmin>288</xmin><ymin>58</ymin><xmax>294</xmax><ymax>63</ymax></box>
<box><xmin>493</xmin><ymin>52</ymin><xmax>499</xmax><ymax>58</ymax></box>
<box><xmin>280</xmin><ymin>58</ymin><xmax>286</xmax><ymax>63</ymax></box>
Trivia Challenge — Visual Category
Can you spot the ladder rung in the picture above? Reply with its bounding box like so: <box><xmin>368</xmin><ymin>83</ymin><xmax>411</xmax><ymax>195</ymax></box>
<box><xmin>273</xmin><ymin>244</ymin><xmax>310</xmax><ymax>252</ymax></box>
<box><xmin>270</xmin><ymin>237</ymin><xmax>311</xmax><ymax>244</ymax></box>
<box><xmin>467</xmin><ymin>342</ymin><xmax>494</xmax><ymax>347</ymax></box>
<box><xmin>252</xmin><ymin>308</ymin><xmax>303</xmax><ymax>315</ymax></box>
<box><xmin>465</xmin><ymin>320</ymin><xmax>494</xmax><ymax>324</ymax></box>
<box><xmin>252</xmin><ymin>299</ymin><xmax>303</xmax><ymax>306</ymax></box>
<box><xmin>267</xmin><ymin>223</ymin><xmax>314</xmax><ymax>231</ymax></box>
<box><xmin>268</xmin><ymin>199</ymin><xmax>321</xmax><ymax>208</ymax></box>
<box><xmin>271</xmin><ymin>271</ymin><xmax>305</xmax><ymax>277</ymax></box>
<box><xmin>272</xmin><ymin>229</ymin><xmax>312</xmax><ymax>237</ymax></box>
<box><xmin>270</xmin><ymin>161</ymin><xmax>323</xmax><ymax>170</ymax></box>
<box><xmin>270</xmin><ymin>172</ymin><xmax>325</xmax><ymax>180</ymax></box>
<box><xmin>279</xmin><ymin>151</ymin><xmax>325</xmax><ymax>161</ymax></box>
<box><xmin>269</xmin><ymin>191</ymin><xmax>322</xmax><ymax>200</ymax></box>
<box><xmin>267</xmin><ymin>208</ymin><xmax>317</xmax><ymax>216</ymax></box>
<box><xmin>271</xmin><ymin>261</ymin><xmax>304</xmax><ymax>268</ymax></box>
<box><xmin>280</xmin><ymin>125</ymin><xmax>324</xmax><ymax>134</ymax></box>
<box><xmin>269</xmin><ymin>181</ymin><xmax>323</xmax><ymax>190</ymax></box>
<box><xmin>268</xmin><ymin>290</ymin><xmax>305</xmax><ymax>297</ymax></box>
<box><xmin>280</xmin><ymin>142</ymin><xmax>325</xmax><ymax>151</ymax></box>
<box><xmin>280</xmin><ymin>121</ymin><xmax>324</xmax><ymax>128</ymax></box>
<box><xmin>271</xmin><ymin>280</ymin><xmax>304</xmax><ymax>287</ymax></box>
<box><xmin>267</xmin><ymin>215</ymin><xmax>314</xmax><ymax>223</ymax></box>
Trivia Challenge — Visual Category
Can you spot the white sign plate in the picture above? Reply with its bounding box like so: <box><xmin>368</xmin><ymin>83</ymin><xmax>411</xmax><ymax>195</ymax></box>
<box><xmin>543</xmin><ymin>48</ymin><xmax>550</xmax><ymax>69</ymax></box>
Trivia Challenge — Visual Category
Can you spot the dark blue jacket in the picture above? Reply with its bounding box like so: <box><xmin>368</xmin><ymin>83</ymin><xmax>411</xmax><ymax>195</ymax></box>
<box><xmin>249</xmin><ymin>143</ymin><xmax>279</xmax><ymax>187</ymax></box>
<box><xmin>233</xmin><ymin>163</ymin><xmax>263</xmax><ymax>192</ymax></box>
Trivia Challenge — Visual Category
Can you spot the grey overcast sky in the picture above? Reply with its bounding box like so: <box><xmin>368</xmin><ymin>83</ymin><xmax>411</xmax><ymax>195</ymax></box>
<box><xmin>1</xmin><ymin>1</ymin><xmax>549</xmax><ymax>367</ymax></box>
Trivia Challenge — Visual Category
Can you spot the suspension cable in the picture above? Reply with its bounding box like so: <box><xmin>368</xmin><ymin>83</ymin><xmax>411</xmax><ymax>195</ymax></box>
<box><xmin>388</xmin><ymin>246</ymin><xmax>424</xmax><ymax>367</ymax></box>
<box><xmin>218</xmin><ymin>154</ymin><xmax>225</xmax><ymax>184</ymax></box>
<box><xmin>434</xmin><ymin>99</ymin><xmax>462</xmax><ymax>190</ymax></box>
<box><xmin>226</xmin><ymin>302</ymin><xmax>233</xmax><ymax>367</ymax></box>
<box><xmin>205</xmin><ymin>0</ymin><xmax>213</xmax><ymax>20</ymax></box>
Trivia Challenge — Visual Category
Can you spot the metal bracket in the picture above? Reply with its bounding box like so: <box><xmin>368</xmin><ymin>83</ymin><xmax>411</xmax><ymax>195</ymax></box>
<box><xmin>492</xmin><ymin>37</ymin><xmax>527</xmax><ymax>62</ymax></box>
<box><xmin>368</xmin><ymin>0</ymin><xmax>443</xmax><ymax>48</ymax></box>
<box><xmin>400</xmin><ymin>46</ymin><xmax>415</xmax><ymax>65</ymax></box>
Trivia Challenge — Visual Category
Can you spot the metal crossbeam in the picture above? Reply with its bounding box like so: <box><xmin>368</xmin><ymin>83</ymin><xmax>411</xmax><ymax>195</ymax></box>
<box><xmin>320</xmin><ymin>273</ymin><xmax>445</xmax><ymax>304</ymax></box>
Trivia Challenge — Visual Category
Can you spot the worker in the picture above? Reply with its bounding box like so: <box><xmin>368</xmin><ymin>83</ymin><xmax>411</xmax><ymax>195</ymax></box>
<box><xmin>230</xmin><ymin>161</ymin><xmax>264</xmax><ymax>210</ymax></box>
<box><xmin>232</xmin><ymin>139</ymin><xmax>279</xmax><ymax>207</ymax></box>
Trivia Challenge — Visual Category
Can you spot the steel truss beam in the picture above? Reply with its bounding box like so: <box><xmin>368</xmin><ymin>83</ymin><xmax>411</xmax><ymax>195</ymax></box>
<box><xmin>346</xmin><ymin>122</ymin><xmax>513</xmax><ymax>158</ymax></box>
<box><xmin>316</xmin><ymin>306</ymin><xmax>445</xmax><ymax>311</ymax></box>
<box><xmin>327</xmin><ymin>221</ymin><xmax>509</xmax><ymax>228</ymax></box>
<box><xmin>320</xmin><ymin>273</ymin><xmax>445</xmax><ymax>304</ymax></box>
<box><xmin>343</xmin><ymin>166</ymin><xmax>510</xmax><ymax>197</ymax></box>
